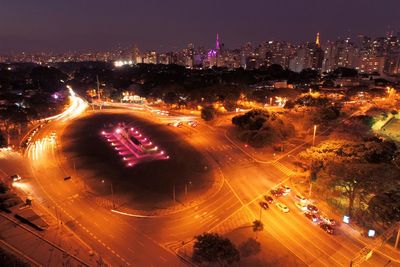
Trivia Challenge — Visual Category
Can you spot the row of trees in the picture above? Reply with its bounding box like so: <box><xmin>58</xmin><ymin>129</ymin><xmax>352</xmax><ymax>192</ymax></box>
<box><xmin>284</xmin><ymin>93</ymin><xmax>342</xmax><ymax>126</ymax></box>
<box><xmin>299</xmin><ymin>138</ymin><xmax>400</xmax><ymax>226</ymax></box>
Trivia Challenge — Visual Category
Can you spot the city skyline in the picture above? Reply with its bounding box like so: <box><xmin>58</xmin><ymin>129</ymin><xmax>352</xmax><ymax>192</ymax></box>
<box><xmin>1</xmin><ymin>0</ymin><xmax>400</xmax><ymax>53</ymax></box>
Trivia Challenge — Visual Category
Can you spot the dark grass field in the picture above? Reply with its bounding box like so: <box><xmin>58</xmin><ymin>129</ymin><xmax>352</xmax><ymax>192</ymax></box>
<box><xmin>61</xmin><ymin>111</ymin><xmax>214</xmax><ymax>210</ymax></box>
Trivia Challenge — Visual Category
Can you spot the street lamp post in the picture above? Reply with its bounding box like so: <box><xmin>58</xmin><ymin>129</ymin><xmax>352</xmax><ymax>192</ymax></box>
<box><xmin>312</xmin><ymin>125</ymin><xmax>317</xmax><ymax>146</ymax></box>
<box><xmin>73</xmin><ymin>159</ymin><xmax>77</xmax><ymax>177</ymax></box>
<box><xmin>395</xmin><ymin>226</ymin><xmax>400</xmax><ymax>250</ymax></box>
<box><xmin>185</xmin><ymin>180</ymin><xmax>192</xmax><ymax>197</ymax></box>
<box><xmin>102</xmin><ymin>179</ymin><xmax>115</xmax><ymax>209</ymax></box>
<box><xmin>173</xmin><ymin>184</ymin><xmax>176</xmax><ymax>204</ymax></box>
<box><xmin>110</xmin><ymin>182</ymin><xmax>115</xmax><ymax>209</ymax></box>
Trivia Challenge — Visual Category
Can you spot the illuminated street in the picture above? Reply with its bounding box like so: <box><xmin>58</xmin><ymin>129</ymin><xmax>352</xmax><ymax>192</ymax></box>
<box><xmin>2</xmin><ymin>90</ymin><xmax>393</xmax><ymax>266</ymax></box>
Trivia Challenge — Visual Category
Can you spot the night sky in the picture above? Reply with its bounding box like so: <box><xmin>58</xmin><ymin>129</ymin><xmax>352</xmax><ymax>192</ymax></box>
<box><xmin>1</xmin><ymin>0</ymin><xmax>400</xmax><ymax>53</ymax></box>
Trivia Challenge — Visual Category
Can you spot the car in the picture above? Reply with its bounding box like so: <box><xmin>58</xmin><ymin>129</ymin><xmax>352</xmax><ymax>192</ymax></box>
<box><xmin>10</xmin><ymin>174</ymin><xmax>22</xmax><ymax>182</ymax></box>
<box><xmin>259</xmin><ymin>201</ymin><xmax>269</xmax><ymax>210</ymax></box>
<box><xmin>187</xmin><ymin>121</ymin><xmax>198</xmax><ymax>127</ymax></box>
<box><xmin>295</xmin><ymin>194</ymin><xmax>308</xmax><ymax>203</ymax></box>
<box><xmin>307</xmin><ymin>204</ymin><xmax>319</xmax><ymax>214</ymax></box>
<box><xmin>320</xmin><ymin>223</ymin><xmax>335</xmax><ymax>234</ymax></box>
<box><xmin>305</xmin><ymin>212</ymin><xmax>319</xmax><ymax>223</ymax></box>
<box><xmin>168</xmin><ymin>121</ymin><xmax>182</xmax><ymax>127</ymax></box>
<box><xmin>270</xmin><ymin>189</ymin><xmax>283</xmax><ymax>197</ymax></box>
<box><xmin>319</xmin><ymin>214</ymin><xmax>336</xmax><ymax>226</ymax></box>
<box><xmin>275</xmin><ymin>202</ymin><xmax>289</xmax><ymax>213</ymax></box>
<box><xmin>280</xmin><ymin>185</ymin><xmax>291</xmax><ymax>194</ymax></box>
<box><xmin>264</xmin><ymin>195</ymin><xmax>274</xmax><ymax>204</ymax></box>
<box><xmin>295</xmin><ymin>202</ymin><xmax>307</xmax><ymax>211</ymax></box>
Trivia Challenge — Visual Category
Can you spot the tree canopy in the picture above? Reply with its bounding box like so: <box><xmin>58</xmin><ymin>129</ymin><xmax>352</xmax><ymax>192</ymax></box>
<box><xmin>232</xmin><ymin>109</ymin><xmax>295</xmax><ymax>147</ymax></box>
<box><xmin>192</xmin><ymin>233</ymin><xmax>240</xmax><ymax>266</ymax></box>
<box><xmin>368</xmin><ymin>188</ymin><xmax>400</xmax><ymax>226</ymax></box>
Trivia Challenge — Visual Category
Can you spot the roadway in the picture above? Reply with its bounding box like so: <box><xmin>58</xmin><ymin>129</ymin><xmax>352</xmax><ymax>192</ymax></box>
<box><xmin>9</xmin><ymin>93</ymin><xmax>400</xmax><ymax>266</ymax></box>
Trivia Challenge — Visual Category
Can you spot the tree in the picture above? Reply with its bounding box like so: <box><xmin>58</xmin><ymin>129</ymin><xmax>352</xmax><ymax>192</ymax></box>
<box><xmin>322</xmin><ymin>79</ymin><xmax>335</xmax><ymax>87</ymax></box>
<box><xmin>239</xmin><ymin>238</ymin><xmax>261</xmax><ymax>258</ymax></box>
<box><xmin>252</xmin><ymin>219</ymin><xmax>264</xmax><ymax>239</ymax></box>
<box><xmin>0</xmin><ymin>182</ymin><xmax>8</xmax><ymax>194</ymax></box>
<box><xmin>232</xmin><ymin>109</ymin><xmax>294</xmax><ymax>148</ymax></box>
<box><xmin>0</xmin><ymin>132</ymin><xmax>6</xmax><ymax>148</ymax></box>
<box><xmin>201</xmin><ymin>105</ymin><xmax>217</xmax><ymax>121</ymax></box>
<box><xmin>283</xmin><ymin>100</ymin><xmax>295</xmax><ymax>109</ymax></box>
<box><xmin>163</xmin><ymin>91</ymin><xmax>179</xmax><ymax>105</ymax></box>
<box><xmin>295</xmin><ymin>94</ymin><xmax>329</xmax><ymax>107</ymax></box>
<box><xmin>331</xmin><ymin>67</ymin><xmax>358</xmax><ymax>78</ymax></box>
<box><xmin>325</xmin><ymin>162</ymin><xmax>399</xmax><ymax>216</ymax></box>
<box><xmin>192</xmin><ymin>233</ymin><xmax>240</xmax><ymax>266</ymax></box>
<box><xmin>232</xmin><ymin>109</ymin><xmax>269</xmax><ymax>130</ymax></box>
<box><xmin>368</xmin><ymin>188</ymin><xmax>400</xmax><ymax>226</ymax></box>
<box><xmin>299</xmin><ymin>139</ymin><xmax>397</xmax><ymax>167</ymax></box>
<box><xmin>311</xmin><ymin>106</ymin><xmax>341</xmax><ymax>124</ymax></box>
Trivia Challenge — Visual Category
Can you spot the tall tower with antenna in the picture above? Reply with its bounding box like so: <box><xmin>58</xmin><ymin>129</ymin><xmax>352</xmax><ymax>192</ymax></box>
<box><xmin>216</xmin><ymin>33</ymin><xmax>220</xmax><ymax>50</ymax></box>
<box><xmin>316</xmin><ymin>32</ymin><xmax>321</xmax><ymax>47</ymax></box>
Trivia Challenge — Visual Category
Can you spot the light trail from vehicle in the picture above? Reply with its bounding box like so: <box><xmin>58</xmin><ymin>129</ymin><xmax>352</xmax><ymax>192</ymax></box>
<box><xmin>43</xmin><ymin>86</ymin><xmax>87</xmax><ymax>122</ymax></box>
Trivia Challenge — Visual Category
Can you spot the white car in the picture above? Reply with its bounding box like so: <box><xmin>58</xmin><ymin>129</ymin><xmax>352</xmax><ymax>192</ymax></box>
<box><xmin>11</xmin><ymin>174</ymin><xmax>22</xmax><ymax>182</ymax></box>
<box><xmin>295</xmin><ymin>201</ymin><xmax>307</xmax><ymax>211</ymax></box>
<box><xmin>295</xmin><ymin>194</ymin><xmax>308</xmax><ymax>203</ymax></box>
<box><xmin>319</xmin><ymin>213</ymin><xmax>337</xmax><ymax>225</ymax></box>
<box><xmin>275</xmin><ymin>202</ymin><xmax>290</xmax><ymax>213</ymax></box>
<box><xmin>280</xmin><ymin>185</ymin><xmax>291</xmax><ymax>194</ymax></box>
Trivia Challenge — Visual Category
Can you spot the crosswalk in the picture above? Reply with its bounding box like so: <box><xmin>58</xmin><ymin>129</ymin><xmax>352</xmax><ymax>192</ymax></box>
<box><xmin>270</xmin><ymin>161</ymin><xmax>296</xmax><ymax>177</ymax></box>
<box><xmin>206</xmin><ymin>144</ymin><xmax>234</xmax><ymax>152</ymax></box>
<box><xmin>209</xmin><ymin>207</ymin><xmax>254</xmax><ymax>235</ymax></box>
<box><xmin>94</xmin><ymin>197</ymin><xmax>115</xmax><ymax>210</ymax></box>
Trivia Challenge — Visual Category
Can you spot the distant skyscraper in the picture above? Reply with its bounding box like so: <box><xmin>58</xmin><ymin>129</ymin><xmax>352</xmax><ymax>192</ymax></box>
<box><xmin>206</xmin><ymin>33</ymin><xmax>221</xmax><ymax>68</ymax></box>
<box><xmin>310</xmin><ymin>32</ymin><xmax>324</xmax><ymax>70</ymax></box>
<box><xmin>132</xmin><ymin>44</ymin><xmax>140</xmax><ymax>64</ymax></box>
<box><xmin>316</xmin><ymin>32</ymin><xmax>321</xmax><ymax>47</ymax></box>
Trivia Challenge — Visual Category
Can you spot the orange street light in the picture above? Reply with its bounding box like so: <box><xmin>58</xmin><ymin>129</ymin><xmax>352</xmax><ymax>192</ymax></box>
<box><xmin>312</xmin><ymin>125</ymin><xmax>317</xmax><ymax>146</ymax></box>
